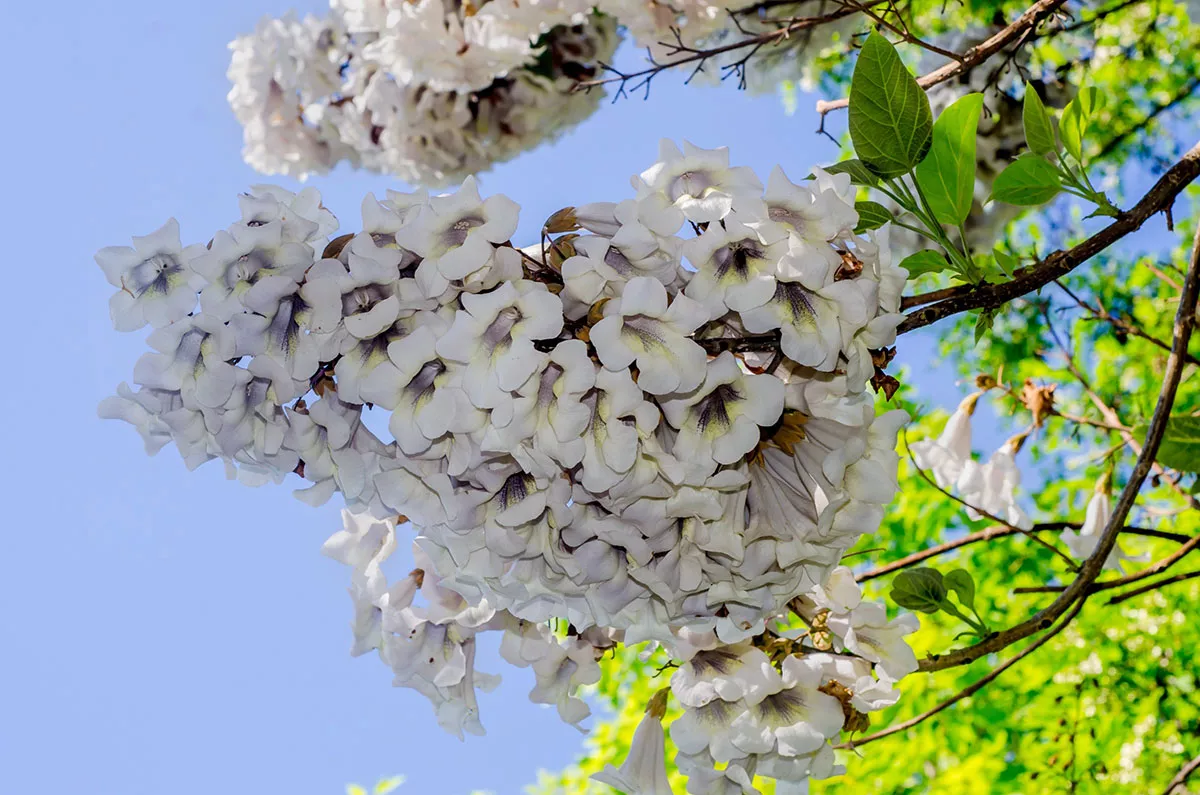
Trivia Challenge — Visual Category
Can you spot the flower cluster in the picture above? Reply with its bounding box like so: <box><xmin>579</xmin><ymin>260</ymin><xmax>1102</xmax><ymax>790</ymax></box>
<box><xmin>98</xmin><ymin>141</ymin><xmax>916</xmax><ymax>792</ymax></box>
<box><xmin>227</xmin><ymin>0</ymin><xmax>861</xmax><ymax>184</ymax></box>
<box><xmin>229</xmin><ymin>7</ymin><xmax>619</xmax><ymax>185</ymax></box>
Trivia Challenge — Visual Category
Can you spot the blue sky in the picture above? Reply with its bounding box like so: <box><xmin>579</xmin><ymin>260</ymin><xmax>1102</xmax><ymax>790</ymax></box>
<box><xmin>0</xmin><ymin>3</ymin><xmax>994</xmax><ymax>795</ymax></box>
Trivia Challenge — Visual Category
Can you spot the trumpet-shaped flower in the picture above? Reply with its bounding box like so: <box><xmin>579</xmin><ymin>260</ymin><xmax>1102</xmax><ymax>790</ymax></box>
<box><xmin>95</xmin><ymin>218</ymin><xmax>204</xmax><ymax>331</ymax></box>
<box><xmin>590</xmin><ymin>276</ymin><xmax>709</xmax><ymax>395</ymax></box>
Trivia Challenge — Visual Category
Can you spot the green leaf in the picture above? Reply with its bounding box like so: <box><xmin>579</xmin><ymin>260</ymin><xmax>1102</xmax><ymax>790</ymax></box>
<box><xmin>848</xmin><ymin>33</ymin><xmax>934</xmax><ymax>179</ymax></box>
<box><xmin>974</xmin><ymin>308</ymin><xmax>998</xmax><ymax>344</ymax></box>
<box><xmin>816</xmin><ymin>159</ymin><xmax>880</xmax><ymax>186</ymax></box>
<box><xmin>944</xmin><ymin>569</ymin><xmax>977</xmax><ymax>610</ymax></box>
<box><xmin>992</xmin><ymin>155</ymin><xmax>1062</xmax><ymax>206</ymax></box>
<box><xmin>900</xmin><ymin>249</ymin><xmax>951</xmax><ymax>278</ymax></box>
<box><xmin>347</xmin><ymin>786</ymin><xmax>368</xmax><ymax>795</ymax></box>
<box><xmin>890</xmin><ymin>567</ymin><xmax>947</xmax><ymax>613</ymax></box>
<box><xmin>854</xmin><ymin>201</ymin><xmax>894</xmax><ymax>233</ymax></box>
<box><xmin>1022</xmin><ymin>84</ymin><xmax>1058</xmax><ymax>155</ymax></box>
<box><xmin>1143</xmin><ymin>416</ymin><xmax>1200</xmax><ymax>473</ymax></box>
<box><xmin>374</xmin><ymin>777</ymin><xmax>406</xmax><ymax>795</ymax></box>
<box><xmin>993</xmin><ymin>245</ymin><xmax>1018</xmax><ymax>278</ymax></box>
<box><xmin>914</xmin><ymin>93</ymin><xmax>984</xmax><ymax>225</ymax></box>
<box><xmin>1060</xmin><ymin>86</ymin><xmax>1102</xmax><ymax>163</ymax></box>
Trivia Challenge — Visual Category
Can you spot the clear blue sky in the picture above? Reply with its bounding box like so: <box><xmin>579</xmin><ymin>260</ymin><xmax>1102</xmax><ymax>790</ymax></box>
<box><xmin>0</xmin><ymin>3</ymin><xmax>989</xmax><ymax>794</ymax></box>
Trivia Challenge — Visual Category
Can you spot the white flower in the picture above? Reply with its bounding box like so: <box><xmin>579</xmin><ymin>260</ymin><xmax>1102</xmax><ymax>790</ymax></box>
<box><xmin>239</xmin><ymin>184</ymin><xmax>339</xmax><ymax>246</ymax></box>
<box><xmin>661</xmin><ymin>352</ymin><xmax>785</xmax><ymax>475</ymax></box>
<box><xmin>959</xmin><ymin>436</ymin><xmax>1032</xmax><ymax>529</ymax></box>
<box><xmin>194</xmin><ymin>221</ymin><xmax>312</xmax><ymax>321</ymax></box>
<box><xmin>577</xmin><ymin>367</ymin><xmax>661</xmax><ymax>493</ymax></box>
<box><xmin>359</xmin><ymin>326</ymin><xmax>484</xmax><ymax>456</ymax></box>
<box><xmin>590</xmin><ymin>276</ymin><xmax>709</xmax><ymax>395</ymax></box>
<box><xmin>435</xmin><ymin>280</ymin><xmax>564</xmax><ymax>410</ymax></box>
<box><xmin>322</xmin><ymin>510</ymin><xmax>397</xmax><ymax>656</ymax></box>
<box><xmin>132</xmin><ymin>315</ymin><xmax>241</xmax><ymax>410</ymax></box>
<box><xmin>738</xmin><ymin>270</ymin><xmax>867</xmax><ymax>372</ymax></box>
<box><xmin>529</xmin><ymin>635</ymin><xmax>602</xmax><ymax>727</ymax></box>
<box><xmin>727</xmin><ymin>655</ymin><xmax>844</xmax><ymax>757</ymax></box>
<box><xmin>561</xmin><ymin>209</ymin><xmax>682</xmax><ymax>317</ymax></box>
<box><xmin>810</xmin><ymin>566</ymin><xmax>861</xmax><ymax>615</ymax></box>
<box><xmin>481</xmin><ymin>339</ymin><xmax>596</xmax><ymax>477</ymax></box>
<box><xmin>671</xmin><ymin>697</ymin><xmax>751</xmax><ymax>765</ymax></box>
<box><xmin>829</xmin><ymin>602</ymin><xmax>920</xmax><ymax>681</ymax></box>
<box><xmin>95</xmin><ymin>218</ymin><xmax>204</xmax><ymax>331</ymax></box>
<box><xmin>1062</xmin><ymin>475</ymin><xmax>1146</xmax><ymax>571</ymax></box>
<box><xmin>593</xmin><ymin>710</ymin><xmax>673</xmax><ymax>795</ymax></box>
<box><xmin>636</xmin><ymin>140</ymin><xmax>764</xmax><ymax>230</ymax></box>
<box><xmin>396</xmin><ymin>176</ymin><xmax>519</xmax><ymax>286</ymax></box>
<box><xmin>683</xmin><ymin>214</ymin><xmax>787</xmax><ymax>318</ymax></box>
<box><xmin>755</xmin><ymin>165</ymin><xmax>856</xmax><ymax>245</ymax></box>
<box><xmin>910</xmin><ymin>392</ymin><xmax>981</xmax><ymax>489</ymax></box>
<box><xmin>672</xmin><ymin>643</ymin><xmax>779</xmax><ymax>708</ymax></box>
<box><xmin>98</xmin><ymin>383</ymin><xmax>180</xmax><ymax>455</ymax></box>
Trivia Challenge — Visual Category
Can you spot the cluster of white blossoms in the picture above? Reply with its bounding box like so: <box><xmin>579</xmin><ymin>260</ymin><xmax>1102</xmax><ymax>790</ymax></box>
<box><xmin>229</xmin><ymin>6</ymin><xmax>620</xmax><ymax>185</ymax></box>
<box><xmin>98</xmin><ymin>141</ymin><xmax>918</xmax><ymax>792</ymax></box>
<box><xmin>227</xmin><ymin>0</ymin><xmax>864</xmax><ymax>184</ymax></box>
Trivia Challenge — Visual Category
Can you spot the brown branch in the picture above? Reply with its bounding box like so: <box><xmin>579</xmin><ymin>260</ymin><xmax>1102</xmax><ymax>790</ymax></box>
<box><xmin>1107</xmin><ymin>569</ymin><xmax>1200</xmax><ymax>606</ymax></box>
<box><xmin>815</xmin><ymin>0</ymin><xmax>1069</xmax><ymax>117</ymax></box>
<box><xmin>898</xmin><ymin>141</ymin><xmax>1200</xmax><ymax>335</ymax></box>
<box><xmin>917</xmin><ymin>218</ymin><xmax>1200</xmax><ymax>673</ymax></box>
<box><xmin>857</xmin><ymin>523</ymin><xmax>1191</xmax><ymax>582</ymax></box>
<box><xmin>1163</xmin><ymin>753</ymin><xmax>1200</xmax><ymax>795</ymax></box>
<box><xmin>840</xmin><ymin>598</ymin><xmax>1085</xmax><ymax>749</ymax></box>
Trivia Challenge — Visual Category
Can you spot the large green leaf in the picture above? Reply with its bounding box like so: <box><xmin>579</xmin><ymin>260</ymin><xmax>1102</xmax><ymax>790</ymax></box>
<box><xmin>848</xmin><ymin>33</ymin><xmax>934</xmax><ymax>179</ymax></box>
<box><xmin>1143</xmin><ymin>416</ymin><xmax>1200</xmax><ymax>473</ymax></box>
<box><xmin>915</xmin><ymin>93</ymin><xmax>984</xmax><ymax>225</ymax></box>
<box><xmin>890</xmin><ymin>567</ymin><xmax>947</xmax><ymax>613</ymax></box>
<box><xmin>900</xmin><ymin>249</ymin><xmax>952</xmax><ymax>278</ymax></box>
<box><xmin>854</xmin><ymin>201</ymin><xmax>894</xmax><ymax>233</ymax></box>
<box><xmin>992</xmin><ymin>155</ymin><xmax>1062</xmax><ymax>206</ymax></box>
<box><xmin>1022</xmin><ymin>83</ymin><xmax>1058</xmax><ymax>155</ymax></box>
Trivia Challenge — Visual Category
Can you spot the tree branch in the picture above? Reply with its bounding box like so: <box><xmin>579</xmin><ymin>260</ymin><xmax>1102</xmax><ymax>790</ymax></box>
<box><xmin>1163</xmin><ymin>753</ymin><xmax>1200</xmax><ymax>795</ymax></box>
<box><xmin>898</xmin><ymin>141</ymin><xmax>1200</xmax><ymax>335</ymax></box>
<box><xmin>917</xmin><ymin>217</ymin><xmax>1200</xmax><ymax>673</ymax></box>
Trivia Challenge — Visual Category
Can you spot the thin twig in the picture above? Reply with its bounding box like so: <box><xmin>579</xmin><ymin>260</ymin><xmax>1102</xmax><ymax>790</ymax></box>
<box><xmin>573</xmin><ymin>3</ymin><xmax>879</xmax><ymax>96</ymax></box>
<box><xmin>857</xmin><ymin>523</ymin><xmax>1191</xmax><ymax>582</ymax></box>
<box><xmin>1107</xmin><ymin>569</ymin><xmax>1200</xmax><ymax>606</ymax></box>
